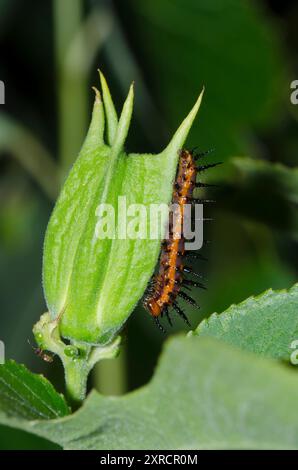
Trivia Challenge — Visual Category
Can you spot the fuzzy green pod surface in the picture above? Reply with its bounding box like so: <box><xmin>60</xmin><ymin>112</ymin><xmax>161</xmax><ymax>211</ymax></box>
<box><xmin>41</xmin><ymin>74</ymin><xmax>203</xmax><ymax>346</ymax></box>
<box><xmin>33</xmin><ymin>74</ymin><xmax>203</xmax><ymax>403</ymax></box>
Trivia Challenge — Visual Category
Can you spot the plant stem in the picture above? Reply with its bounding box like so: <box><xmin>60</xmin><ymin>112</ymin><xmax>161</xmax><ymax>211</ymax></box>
<box><xmin>93</xmin><ymin>345</ymin><xmax>127</xmax><ymax>395</ymax></box>
<box><xmin>63</xmin><ymin>357</ymin><xmax>89</xmax><ymax>407</ymax></box>
<box><xmin>63</xmin><ymin>338</ymin><xmax>122</xmax><ymax>407</ymax></box>
<box><xmin>53</xmin><ymin>0</ymin><xmax>88</xmax><ymax>178</ymax></box>
<box><xmin>33</xmin><ymin>313</ymin><xmax>122</xmax><ymax>407</ymax></box>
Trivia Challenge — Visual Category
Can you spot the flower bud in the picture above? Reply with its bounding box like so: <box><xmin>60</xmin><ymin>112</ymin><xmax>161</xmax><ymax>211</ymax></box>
<box><xmin>33</xmin><ymin>72</ymin><xmax>203</xmax><ymax>402</ymax></box>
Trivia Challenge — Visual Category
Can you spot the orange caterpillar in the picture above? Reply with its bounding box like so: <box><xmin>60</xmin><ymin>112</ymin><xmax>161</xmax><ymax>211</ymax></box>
<box><xmin>143</xmin><ymin>149</ymin><xmax>219</xmax><ymax>331</ymax></box>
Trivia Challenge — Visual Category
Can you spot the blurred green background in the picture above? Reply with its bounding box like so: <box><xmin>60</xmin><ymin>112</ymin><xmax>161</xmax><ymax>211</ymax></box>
<box><xmin>0</xmin><ymin>0</ymin><xmax>297</xmax><ymax>449</ymax></box>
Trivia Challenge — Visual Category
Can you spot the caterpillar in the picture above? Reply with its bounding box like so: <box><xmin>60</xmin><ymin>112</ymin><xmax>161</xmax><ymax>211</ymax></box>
<box><xmin>143</xmin><ymin>148</ymin><xmax>219</xmax><ymax>331</ymax></box>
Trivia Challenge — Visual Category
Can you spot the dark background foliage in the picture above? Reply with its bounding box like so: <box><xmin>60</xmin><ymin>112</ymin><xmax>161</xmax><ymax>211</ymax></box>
<box><xmin>0</xmin><ymin>0</ymin><xmax>297</xmax><ymax>448</ymax></box>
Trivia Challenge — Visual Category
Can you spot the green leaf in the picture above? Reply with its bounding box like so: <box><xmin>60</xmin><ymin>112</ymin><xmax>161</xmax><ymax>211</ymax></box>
<box><xmin>227</xmin><ymin>157</ymin><xmax>298</xmax><ymax>205</ymax></box>
<box><xmin>192</xmin><ymin>283</ymin><xmax>298</xmax><ymax>361</ymax></box>
<box><xmin>0</xmin><ymin>360</ymin><xmax>70</xmax><ymax>420</ymax></box>
<box><xmin>212</xmin><ymin>157</ymin><xmax>298</xmax><ymax>239</ymax></box>
<box><xmin>2</xmin><ymin>337</ymin><xmax>298</xmax><ymax>449</ymax></box>
<box><xmin>193</xmin><ymin>156</ymin><xmax>298</xmax><ymax>318</ymax></box>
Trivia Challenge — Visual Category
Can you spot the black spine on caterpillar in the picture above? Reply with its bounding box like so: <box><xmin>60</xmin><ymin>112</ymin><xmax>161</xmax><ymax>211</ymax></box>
<box><xmin>143</xmin><ymin>149</ymin><xmax>220</xmax><ymax>331</ymax></box>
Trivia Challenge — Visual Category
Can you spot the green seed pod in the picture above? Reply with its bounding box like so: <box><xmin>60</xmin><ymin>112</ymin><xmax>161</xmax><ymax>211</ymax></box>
<box><xmin>33</xmin><ymin>72</ymin><xmax>203</xmax><ymax>403</ymax></box>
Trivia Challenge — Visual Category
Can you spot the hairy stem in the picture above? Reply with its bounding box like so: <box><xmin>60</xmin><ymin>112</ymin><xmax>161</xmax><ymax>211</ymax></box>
<box><xmin>33</xmin><ymin>313</ymin><xmax>121</xmax><ymax>407</ymax></box>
